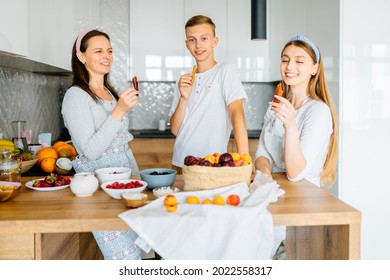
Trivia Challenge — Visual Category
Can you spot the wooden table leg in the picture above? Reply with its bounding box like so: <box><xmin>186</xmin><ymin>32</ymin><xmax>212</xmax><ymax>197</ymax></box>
<box><xmin>286</xmin><ymin>224</ymin><xmax>360</xmax><ymax>260</ymax></box>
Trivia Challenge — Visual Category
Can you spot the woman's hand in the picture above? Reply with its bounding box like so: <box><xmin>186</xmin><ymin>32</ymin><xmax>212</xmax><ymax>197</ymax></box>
<box><xmin>111</xmin><ymin>87</ymin><xmax>139</xmax><ymax>121</ymax></box>
<box><xmin>271</xmin><ymin>95</ymin><xmax>296</xmax><ymax>130</ymax></box>
<box><xmin>178</xmin><ymin>73</ymin><xmax>193</xmax><ymax>100</ymax></box>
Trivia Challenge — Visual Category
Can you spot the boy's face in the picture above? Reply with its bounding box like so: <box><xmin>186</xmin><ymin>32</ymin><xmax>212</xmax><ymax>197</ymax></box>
<box><xmin>185</xmin><ymin>24</ymin><xmax>218</xmax><ymax>63</ymax></box>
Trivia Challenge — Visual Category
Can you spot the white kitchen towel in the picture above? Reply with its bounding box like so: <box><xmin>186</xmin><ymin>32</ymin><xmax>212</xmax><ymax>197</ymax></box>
<box><xmin>118</xmin><ymin>171</ymin><xmax>284</xmax><ymax>260</ymax></box>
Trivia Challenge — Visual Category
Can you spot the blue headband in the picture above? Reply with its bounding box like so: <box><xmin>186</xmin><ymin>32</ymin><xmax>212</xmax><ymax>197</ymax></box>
<box><xmin>288</xmin><ymin>35</ymin><xmax>320</xmax><ymax>63</ymax></box>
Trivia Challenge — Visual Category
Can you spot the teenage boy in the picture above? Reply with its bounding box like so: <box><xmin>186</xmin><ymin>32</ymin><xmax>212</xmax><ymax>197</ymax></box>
<box><xmin>169</xmin><ymin>15</ymin><xmax>249</xmax><ymax>171</ymax></box>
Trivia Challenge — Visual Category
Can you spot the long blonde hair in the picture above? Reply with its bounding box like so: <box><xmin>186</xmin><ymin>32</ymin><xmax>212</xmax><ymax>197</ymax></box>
<box><xmin>281</xmin><ymin>40</ymin><xmax>338</xmax><ymax>188</ymax></box>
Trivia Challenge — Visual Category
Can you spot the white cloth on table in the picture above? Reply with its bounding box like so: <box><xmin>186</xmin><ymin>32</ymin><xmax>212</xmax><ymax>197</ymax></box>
<box><xmin>118</xmin><ymin>171</ymin><xmax>284</xmax><ymax>260</ymax></box>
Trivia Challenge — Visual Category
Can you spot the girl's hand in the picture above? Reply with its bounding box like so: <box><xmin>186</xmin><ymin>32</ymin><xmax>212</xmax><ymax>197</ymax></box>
<box><xmin>270</xmin><ymin>95</ymin><xmax>296</xmax><ymax>130</ymax></box>
<box><xmin>178</xmin><ymin>73</ymin><xmax>193</xmax><ymax>100</ymax></box>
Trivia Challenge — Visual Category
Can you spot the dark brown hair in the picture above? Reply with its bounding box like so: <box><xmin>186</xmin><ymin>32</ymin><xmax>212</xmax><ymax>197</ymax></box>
<box><xmin>185</xmin><ymin>15</ymin><xmax>216</xmax><ymax>36</ymax></box>
<box><xmin>70</xmin><ymin>29</ymin><xmax>119</xmax><ymax>102</ymax></box>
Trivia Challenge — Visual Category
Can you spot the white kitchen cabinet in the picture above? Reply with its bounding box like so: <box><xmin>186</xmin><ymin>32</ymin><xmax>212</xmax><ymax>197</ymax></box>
<box><xmin>268</xmin><ymin>0</ymin><xmax>308</xmax><ymax>81</ymax></box>
<box><xmin>130</xmin><ymin>0</ymin><xmax>185</xmax><ymax>81</ymax></box>
<box><xmin>0</xmin><ymin>0</ymin><xmax>28</xmax><ymax>57</ymax></box>
<box><xmin>28</xmin><ymin>0</ymin><xmax>75</xmax><ymax>71</ymax></box>
<box><xmin>227</xmin><ymin>0</ymin><xmax>269</xmax><ymax>81</ymax></box>
<box><xmin>130</xmin><ymin>0</ymin><xmax>228</xmax><ymax>81</ymax></box>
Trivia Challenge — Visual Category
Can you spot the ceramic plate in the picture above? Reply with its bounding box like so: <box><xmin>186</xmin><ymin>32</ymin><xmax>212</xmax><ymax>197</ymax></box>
<box><xmin>25</xmin><ymin>178</ymin><xmax>71</xmax><ymax>192</ymax></box>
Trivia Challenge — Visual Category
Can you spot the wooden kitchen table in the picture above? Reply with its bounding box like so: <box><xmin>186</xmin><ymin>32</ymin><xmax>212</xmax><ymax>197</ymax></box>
<box><xmin>0</xmin><ymin>173</ymin><xmax>361</xmax><ymax>260</ymax></box>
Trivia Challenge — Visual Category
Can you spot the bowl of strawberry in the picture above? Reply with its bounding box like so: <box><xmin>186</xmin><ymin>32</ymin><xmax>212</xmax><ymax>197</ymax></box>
<box><xmin>100</xmin><ymin>179</ymin><xmax>147</xmax><ymax>199</ymax></box>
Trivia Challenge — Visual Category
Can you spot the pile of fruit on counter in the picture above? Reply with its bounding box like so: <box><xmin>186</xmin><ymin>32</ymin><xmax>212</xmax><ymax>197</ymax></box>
<box><xmin>34</xmin><ymin>141</ymin><xmax>77</xmax><ymax>174</ymax></box>
<box><xmin>0</xmin><ymin>139</ymin><xmax>34</xmax><ymax>161</ymax></box>
<box><xmin>32</xmin><ymin>173</ymin><xmax>71</xmax><ymax>188</ymax></box>
<box><xmin>182</xmin><ymin>152</ymin><xmax>253</xmax><ymax>191</ymax></box>
<box><xmin>0</xmin><ymin>139</ymin><xmax>77</xmax><ymax>174</ymax></box>
<box><xmin>164</xmin><ymin>193</ymin><xmax>241</xmax><ymax>212</ymax></box>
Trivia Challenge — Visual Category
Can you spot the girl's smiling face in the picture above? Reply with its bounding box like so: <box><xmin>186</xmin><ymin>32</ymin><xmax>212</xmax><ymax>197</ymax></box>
<box><xmin>280</xmin><ymin>45</ymin><xmax>318</xmax><ymax>88</ymax></box>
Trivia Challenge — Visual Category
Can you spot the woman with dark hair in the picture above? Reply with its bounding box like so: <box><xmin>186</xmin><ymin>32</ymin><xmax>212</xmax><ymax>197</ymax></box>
<box><xmin>62</xmin><ymin>29</ymin><xmax>141</xmax><ymax>260</ymax></box>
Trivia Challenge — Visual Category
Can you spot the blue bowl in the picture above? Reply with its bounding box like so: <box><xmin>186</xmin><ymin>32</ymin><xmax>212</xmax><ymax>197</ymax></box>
<box><xmin>139</xmin><ymin>168</ymin><xmax>177</xmax><ymax>189</ymax></box>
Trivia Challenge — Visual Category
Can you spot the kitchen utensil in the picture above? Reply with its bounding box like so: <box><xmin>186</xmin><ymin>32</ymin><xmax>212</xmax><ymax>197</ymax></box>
<box><xmin>11</xmin><ymin>121</ymin><xmax>29</xmax><ymax>152</ymax></box>
<box><xmin>70</xmin><ymin>172</ymin><xmax>98</xmax><ymax>197</ymax></box>
<box><xmin>0</xmin><ymin>149</ymin><xmax>21</xmax><ymax>183</ymax></box>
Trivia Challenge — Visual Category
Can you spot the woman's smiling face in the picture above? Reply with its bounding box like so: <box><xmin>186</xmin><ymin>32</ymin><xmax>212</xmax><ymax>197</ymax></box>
<box><xmin>280</xmin><ymin>45</ymin><xmax>318</xmax><ymax>88</ymax></box>
<box><xmin>83</xmin><ymin>35</ymin><xmax>113</xmax><ymax>76</ymax></box>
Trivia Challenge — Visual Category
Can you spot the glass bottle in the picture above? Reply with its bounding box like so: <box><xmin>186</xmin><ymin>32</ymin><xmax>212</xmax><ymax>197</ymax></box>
<box><xmin>0</xmin><ymin>149</ymin><xmax>21</xmax><ymax>183</ymax></box>
<box><xmin>12</xmin><ymin>120</ymin><xmax>29</xmax><ymax>152</ymax></box>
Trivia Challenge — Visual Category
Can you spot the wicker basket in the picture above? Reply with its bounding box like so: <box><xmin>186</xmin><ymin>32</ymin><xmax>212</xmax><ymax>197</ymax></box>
<box><xmin>182</xmin><ymin>163</ymin><xmax>252</xmax><ymax>191</ymax></box>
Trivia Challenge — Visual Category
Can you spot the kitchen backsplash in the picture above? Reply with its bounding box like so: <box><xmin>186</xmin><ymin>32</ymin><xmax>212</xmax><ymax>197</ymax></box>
<box><xmin>0</xmin><ymin>67</ymin><xmax>68</xmax><ymax>143</ymax></box>
<box><xmin>132</xmin><ymin>81</ymin><xmax>275</xmax><ymax>130</ymax></box>
<box><xmin>0</xmin><ymin>66</ymin><xmax>274</xmax><ymax>143</ymax></box>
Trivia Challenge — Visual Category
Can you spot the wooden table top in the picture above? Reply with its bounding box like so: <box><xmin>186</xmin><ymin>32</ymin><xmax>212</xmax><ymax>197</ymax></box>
<box><xmin>0</xmin><ymin>173</ymin><xmax>361</xmax><ymax>234</ymax></box>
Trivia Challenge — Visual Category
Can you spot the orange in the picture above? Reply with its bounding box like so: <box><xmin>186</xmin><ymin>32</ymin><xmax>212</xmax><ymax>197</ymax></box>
<box><xmin>52</xmin><ymin>141</ymin><xmax>67</xmax><ymax>151</ymax></box>
<box><xmin>36</xmin><ymin>147</ymin><xmax>58</xmax><ymax>165</ymax></box>
<box><xmin>40</xmin><ymin>157</ymin><xmax>56</xmax><ymax>173</ymax></box>
<box><xmin>202</xmin><ymin>198</ymin><xmax>212</xmax><ymax>204</ymax></box>
<box><xmin>240</xmin><ymin>153</ymin><xmax>252</xmax><ymax>165</ymax></box>
<box><xmin>213</xmin><ymin>195</ymin><xmax>225</xmax><ymax>205</ymax></box>
<box><xmin>230</xmin><ymin>152</ymin><xmax>241</xmax><ymax>162</ymax></box>
<box><xmin>187</xmin><ymin>196</ymin><xmax>200</xmax><ymax>204</ymax></box>
<box><xmin>54</xmin><ymin>143</ymin><xmax>77</xmax><ymax>158</ymax></box>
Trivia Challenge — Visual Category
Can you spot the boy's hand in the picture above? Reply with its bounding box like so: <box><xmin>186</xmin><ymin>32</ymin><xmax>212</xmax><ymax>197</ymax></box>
<box><xmin>178</xmin><ymin>73</ymin><xmax>193</xmax><ymax>100</ymax></box>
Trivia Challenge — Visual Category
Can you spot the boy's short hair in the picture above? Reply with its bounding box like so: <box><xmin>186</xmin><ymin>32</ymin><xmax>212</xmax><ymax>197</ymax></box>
<box><xmin>185</xmin><ymin>15</ymin><xmax>216</xmax><ymax>36</ymax></box>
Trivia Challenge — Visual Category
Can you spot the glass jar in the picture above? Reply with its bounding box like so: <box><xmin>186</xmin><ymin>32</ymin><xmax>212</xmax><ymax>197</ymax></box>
<box><xmin>0</xmin><ymin>149</ymin><xmax>21</xmax><ymax>183</ymax></box>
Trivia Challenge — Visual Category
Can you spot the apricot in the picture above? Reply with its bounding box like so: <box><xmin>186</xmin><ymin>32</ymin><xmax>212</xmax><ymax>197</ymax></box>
<box><xmin>213</xmin><ymin>195</ymin><xmax>225</xmax><ymax>205</ymax></box>
<box><xmin>240</xmin><ymin>154</ymin><xmax>252</xmax><ymax>164</ymax></box>
<box><xmin>230</xmin><ymin>152</ymin><xmax>241</xmax><ymax>162</ymax></box>
<box><xmin>165</xmin><ymin>204</ymin><xmax>177</xmax><ymax>212</ymax></box>
<box><xmin>187</xmin><ymin>196</ymin><xmax>200</xmax><ymax>204</ymax></box>
<box><xmin>202</xmin><ymin>198</ymin><xmax>212</xmax><ymax>204</ymax></box>
<box><xmin>227</xmin><ymin>194</ymin><xmax>240</xmax><ymax>206</ymax></box>
<box><xmin>164</xmin><ymin>195</ymin><xmax>177</xmax><ymax>206</ymax></box>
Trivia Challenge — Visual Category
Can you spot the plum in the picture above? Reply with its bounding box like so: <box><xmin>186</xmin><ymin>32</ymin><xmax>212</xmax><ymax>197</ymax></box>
<box><xmin>219</xmin><ymin>153</ymin><xmax>233</xmax><ymax>164</ymax></box>
<box><xmin>184</xmin><ymin>155</ymin><xmax>196</xmax><ymax>166</ymax></box>
<box><xmin>199</xmin><ymin>159</ymin><xmax>212</xmax><ymax>167</ymax></box>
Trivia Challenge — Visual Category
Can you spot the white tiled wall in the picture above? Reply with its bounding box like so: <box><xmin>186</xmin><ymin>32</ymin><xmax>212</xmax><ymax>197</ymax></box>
<box><xmin>340</xmin><ymin>0</ymin><xmax>390</xmax><ymax>259</ymax></box>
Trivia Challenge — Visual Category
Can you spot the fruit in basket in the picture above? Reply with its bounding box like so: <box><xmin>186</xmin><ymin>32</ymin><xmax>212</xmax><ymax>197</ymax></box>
<box><xmin>184</xmin><ymin>152</ymin><xmax>252</xmax><ymax>167</ymax></box>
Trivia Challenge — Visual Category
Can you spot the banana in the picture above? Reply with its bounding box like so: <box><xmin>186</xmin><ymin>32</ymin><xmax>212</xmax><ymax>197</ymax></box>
<box><xmin>0</xmin><ymin>139</ymin><xmax>15</xmax><ymax>151</ymax></box>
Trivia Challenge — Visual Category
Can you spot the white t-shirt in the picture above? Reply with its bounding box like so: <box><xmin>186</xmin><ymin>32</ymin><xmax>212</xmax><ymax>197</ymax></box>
<box><xmin>169</xmin><ymin>63</ymin><xmax>247</xmax><ymax>167</ymax></box>
<box><xmin>255</xmin><ymin>98</ymin><xmax>333</xmax><ymax>187</ymax></box>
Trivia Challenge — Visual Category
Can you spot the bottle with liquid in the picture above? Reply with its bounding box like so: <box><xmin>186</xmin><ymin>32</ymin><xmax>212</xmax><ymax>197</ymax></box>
<box><xmin>158</xmin><ymin>114</ymin><xmax>166</xmax><ymax>131</ymax></box>
<box><xmin>12</xmin><ymin>121</ymin><xmax>29</xmax><ymax>152</ymax></box>
<box><xmin>0</xmin><ymin>149</ymin><xmax>21</xmax><ymax>183</ymax></box>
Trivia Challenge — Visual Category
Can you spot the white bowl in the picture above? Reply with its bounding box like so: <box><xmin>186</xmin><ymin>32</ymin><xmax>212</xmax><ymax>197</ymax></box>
<box><xmin>94</xmin><ymin>167</ymin><xmax>132</xmax><ymax>184</ymax></box>
<box><xmin>100</xmin><ymin>179</ymin><xmax>147</xmax><ymax>199</ymax></box>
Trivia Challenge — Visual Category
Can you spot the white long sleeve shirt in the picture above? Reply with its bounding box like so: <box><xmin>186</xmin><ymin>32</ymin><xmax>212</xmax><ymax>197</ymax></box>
<box><xmin>255</xmin><ymin>98</ymin><xmax>333</xmax><ymax>187</ymax></box>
